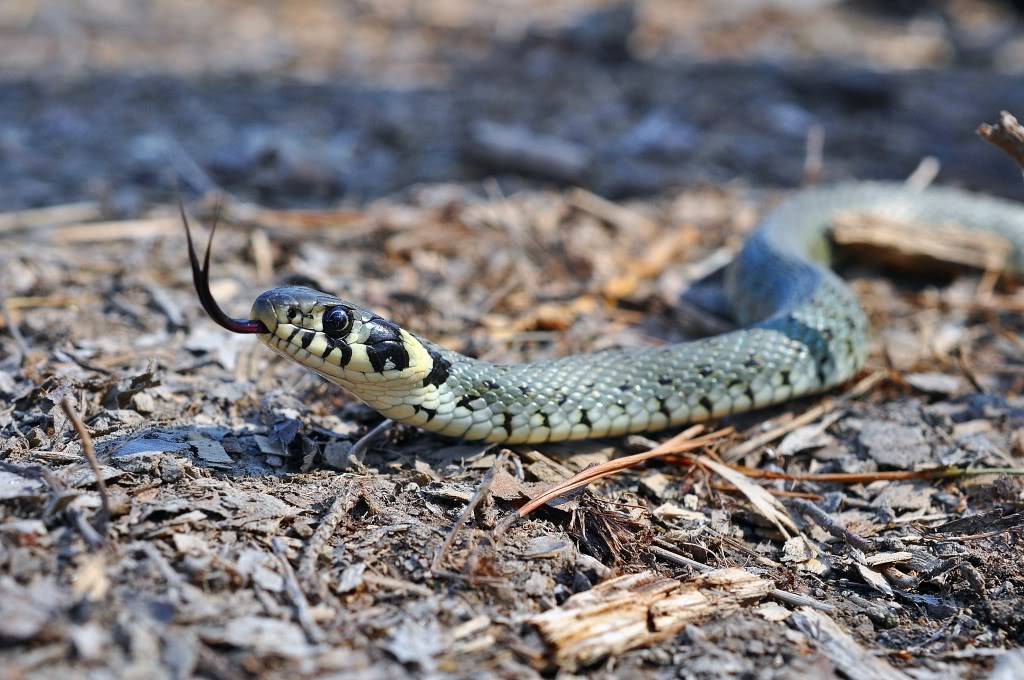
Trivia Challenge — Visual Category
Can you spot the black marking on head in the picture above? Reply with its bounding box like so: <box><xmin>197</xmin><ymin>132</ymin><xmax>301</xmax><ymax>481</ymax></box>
<box><xmin>365</xmin><ymin>317</ymin><xmax>401</xmax><ymax>344</ymax></box>
<box><xmin>366</xmin><ymin>345</ymin><xmax>386</xmax><ymax>372</ymax></box>
<box><xmin>502</xmin><ymin>412</ymin><xmax>514</xmax><ymax>434</ymax></box>
<box><xmin>615</xmin><ymin>398</ymin><xmax>626</xmax><ymax>408</ymax></box>
<box><xmin>456</xmin><ymin>394</ymin><xmax>476</xmax><ymax>409</ymax></box>
<box><xmin>423</xmin><ymin>348</ymin><xmax>451</xmax><ymax>388</ymax></box>
<box><xmin>286</xmin><ymin>327</ymin><xmax>301</xmax><ymax>344</ymax></box>
<box><xmin>816</xmin><ymin>365</ymin><xmax>828</xmax><ymax>386</ymax></box>
<box><xmin>540</xmin><ymin>413</ymin><xmax>550</xmax><ymax>428</ymax></box>
<box><xmin>658</xmin><ymin>399</ymin><xmax>672</xmax><ymax>420</ymax></box>
<box><xmin>618</xmin><ymin>383</ymin><xmax>631</xmax><ymax>392</ymax></box>
<box><xmin>727</xmin><ymin>379</ymin><xmax>742</xmax><ymax>389</ymax></box>
<box><xmin>744</xmin><ymin>387</ymin><xmax>756</xmax><ymax>403</ymax></box>
<box><xmin>482</xmin><ymin>379</ymin><xmax>497</xmax><ymax>389</ymax></box>
<box><xmin>321</xmin><ymin>341</ymin><xmax>335</xmax><ymax>359</ymax></box>
<box><xmin>337</xmin><ymin>342</ymin><xmax>352</xmax><ymax>366</ymax></box>
<box><xmin>697</xmin><ymin>365</ymin><xmax>712</xmax><ymax>377</ymax></box>
<box><xmin>518</xmin><ymin>385</ymin><xmax>530</xmax><ymax>397</ymax></box>
<box><xmin>779</xmin><ymin>370</ymin><xmax>791</xmax><ymax>386</ymax></box>
<box><xmin>556</xmin><ymin>393</ymin><xmax>568</xmax><ymax>405</ymax></box>
<box><xmin>578</xmin><ymin>409</ymin><xmax>591</xmax><ymax>428</ymax></box>
<box><xmin>699</xmin><ymin>397</ymin><xmax>714</xmax><ymax>414</ymax></box>
<box><xmin>366</xmin><ymin>340</ymin><xmax>410</xmax><ymax>373</ymax></box>
<box><xmin>301</xmin><ymin>331</ymin><xmax>316</xmax><ymax>349</ymax></box>
<box><xmin>658</xmin><ymin>377</ymin><xmax>672</xmax><ymax>386</ymax></box>
<box><xmin>743</xmin><ymin>357</ymin><xmax>761</xmax><ymax>369</ymax></box>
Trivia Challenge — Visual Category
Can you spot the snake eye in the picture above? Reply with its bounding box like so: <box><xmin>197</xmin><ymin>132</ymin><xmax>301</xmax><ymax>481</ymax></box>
<box><xmin>322</xmin><ymin>306</ymin><xmax>351</xmax><ymax>337</ymax></box>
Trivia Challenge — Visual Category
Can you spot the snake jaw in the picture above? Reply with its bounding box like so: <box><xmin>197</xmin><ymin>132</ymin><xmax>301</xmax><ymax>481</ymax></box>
<box><xmin>180</xmin><ymin>199</ymin><xmax>269</xmax><ymax>335</ymax></box>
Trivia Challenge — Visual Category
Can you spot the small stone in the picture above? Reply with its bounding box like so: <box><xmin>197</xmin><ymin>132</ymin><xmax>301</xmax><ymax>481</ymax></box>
<box><xmin>652</xmin><ymin>502</ymin><xmax>705</xmax><ymax>522</ymax></box>
<box><xmin>27</xmin><ymin>428</ymin><xmax>47</xmax><ymax>448</ymax></box>
<box><xmin>523</xmin><ymin>572</ymin><xmax>550</xmax><ymax>597</ymax></box>
<box><xmin>113</xmin><ymin>438</ymin><xmax>189</xmax><ymax>460</ymax></box>
<box><xmin>754</xmin><ymin>602</ymin><xmax>792</xmax><ymax>622</ymax></box>
<box><xmin>905</xmin><ymin>373</ymin><xmax>964</xmax><ymax>395</ymax></box>
<box><xmin>337</xmin><ymin>563</ymin><xmax>366</xmax><ymax>593</ymax></box>
<box><xmin>859</xmin><ymin>422</ymin><xmax>932</xmax><ymax>469</ymax></box>
<box><xmin>639</xmin><ymin>472</ymin><xmax>672</xmax><ymax>497</ymax></box>
<box><xmin>522</xmin><ymin>535</ymin><xmax>574</xmax><ymax>560</ymax></box>
<box><xmin>70</xmin><ymin>623</ymin><xmax>109</xmax><ymax>661</ymax></box>
<box><xmin>575</xmin><ymin>552</ymin><xmax>611</xmax><ymax>580</ymax></box>
<box><xmin>323</xmin><ymin>440</ymin><xmax>356</xmax><ymax>469</ymax></box>
<box><xmin>190</xmin><ymin>438</ymin><xmax>233</xmax><ymax>467</ymax></box>
<box><xmin>130</xmin><ymin>391</ymin><xmax>156</xmax><ymax>414</ymax></box>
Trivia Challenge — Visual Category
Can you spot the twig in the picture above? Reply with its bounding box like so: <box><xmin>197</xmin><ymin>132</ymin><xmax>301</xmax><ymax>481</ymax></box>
<box><xmin>466</xmin><ymin>120</ymin><xmax>591</xmax><ymax>183</ymax></box>
<box><xmin>251</xmin><ymin>228</ymin><xmax>274</xmax><ymax>285</ymax></box>
<box><xmin>956</xmin><ymin>344</ymin><xmax>986</xmax><ymax>394</ymax></box>
<box><xmin>2</xmin><ymin>302</ymin><xmax>31</xmax><ymax>364</ymax></box>
<box><xmin>650</xmin><ymin>544</ymin><xmax>712</xmax><ymax>573</ymax></box>
<box><xmin>977</xmin><ymin>110</ymin><xmax>1024</xmax><ymax>171</ymax></box>
<box><xmin>693</xmin><ymin>531</ymin><xmax>784</xmax><ymax>570</ymax></box>
<box><xmin>298</xmin><ymin>483</ymin><xmax>357</xmax><ymax>589</ymax></box>
<box><xmin>727</xmin><ymin>465</ymin><xmax>1024</xmax><ymax>484</ymax></box>
<box><xmin>271</xmin><ymin>537</ymin><xmax>325</xmax><ymax>644</ymax></box>
<box><xmin>789</xmin><ymin>498</ymin><xmax>872</xmax><ymax>552</ymax></box>
<box><xmin>514</xmin><ymin>425</ymin><xmax>732</xmax><ymax>519</ymax></box>
<box><xmin>711</xmin><ymin>482</ymin><xmax>821</xmax><ymax>500</ymax></box>
<box><xmin>129</xmin><ymin>541</ymin><xmax>188</xmax><ymax>593</ymax></box>
<box><xmin>61</xmin><ymin>396</ymin><xmax>109</xmax><ymax>542</ymax></box>
<box><xmin>723</xmin><ymin>370</ymin><xmax>887</xmax><ymax>463</ymax></box>
<box><xmin>0</xmin><ymin>201</ymin><xmax>101</xmax><ymax>235</ymax></box>
<box><xmin>50</xmin><ymin>216</ymin><xmax>181</xmax><ymax>243</ymax></box>
<box><xmin>349</xmin><ymin>420</ymin><xmax>394</xmax><ymax>461</ymax></box>
<box><xmin>802</xmin><ymin>123</ymin><xmax>824</xmax><ymax>186</ymax></box>
<box><xmin>904</xmin><ymin>156</ymin><xmax>940</xmax><ymax>191</ymax></box>
<box><xmin>651</xmin><ymin>543</ymin><xmax>835</xmax><ymax>612</ymax></box>
<box><xmin>363</xmin><ymin>572</ymin><xmax>434</xmax><ymax>597</ymax></box>
<box><xmin>433</xmin><ymin>451</ymin><xmax>509</xmax><ymax>575</ymax></box>
<box><xmin>768</xmin><ymin>587</ymin><xmax>836</xmax><ymax>612</ymax></box>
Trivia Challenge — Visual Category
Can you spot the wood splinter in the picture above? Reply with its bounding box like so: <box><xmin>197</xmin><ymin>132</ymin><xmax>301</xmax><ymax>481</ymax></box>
<box><xmin>529</xmin><ymin>568</ymin><xmax>772</xmax><ymax>670</ymax></box>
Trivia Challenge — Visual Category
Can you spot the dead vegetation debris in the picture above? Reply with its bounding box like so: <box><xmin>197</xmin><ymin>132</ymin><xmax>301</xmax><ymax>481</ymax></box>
<box><xmin>3</xmin><ymin>168</ymin><xmax>1023</xmax><ymax>677</ymax></box>
<box><xmin>2</xmin><ymin>2</ymin><xmax>1024</xmax><ymax>679</ymax></box>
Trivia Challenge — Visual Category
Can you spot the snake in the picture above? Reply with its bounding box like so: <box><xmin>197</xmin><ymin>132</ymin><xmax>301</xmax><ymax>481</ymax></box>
<box><xmin>183</xmin><ymin>181</ymin><xmax>1024</xmax><ymax>444</ymax></box>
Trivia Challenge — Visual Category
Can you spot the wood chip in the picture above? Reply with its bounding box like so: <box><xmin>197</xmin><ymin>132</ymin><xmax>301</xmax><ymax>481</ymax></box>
<box><xmin>832</xmin><ymin>212</ymin><xmax>1011</xmax><ymax>274</ymax></box>
<box><xmin>529</xmin><ymin>568</ymin><xmax>772</xmax><ymax>670</ymax></box>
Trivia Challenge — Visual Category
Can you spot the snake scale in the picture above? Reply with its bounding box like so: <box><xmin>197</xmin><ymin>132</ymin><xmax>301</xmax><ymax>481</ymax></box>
<box><xmin>186</xmin><ymin>181</ymin><xmax>1024</xmax><ymax>444</ymax></box>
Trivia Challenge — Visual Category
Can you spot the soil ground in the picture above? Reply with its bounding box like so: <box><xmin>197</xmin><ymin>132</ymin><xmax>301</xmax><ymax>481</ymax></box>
<box><xmin>2</xmin><ymin>2</ymin><xmax>1024</xmax><ymax>678</ymax></box>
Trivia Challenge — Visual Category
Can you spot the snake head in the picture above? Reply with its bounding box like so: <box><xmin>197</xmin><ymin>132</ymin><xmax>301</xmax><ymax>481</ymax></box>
<box><xmin>251</xmin><ymin>287</ymin><xmax>436</xmax><ymax>388</ymax></box>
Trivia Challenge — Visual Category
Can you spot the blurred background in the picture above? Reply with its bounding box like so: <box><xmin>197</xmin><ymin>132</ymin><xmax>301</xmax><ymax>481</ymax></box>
<box><xmin>2</xmin><ymin>0</ymin><xmax>1024</xmax><ymax>213</ymax></box>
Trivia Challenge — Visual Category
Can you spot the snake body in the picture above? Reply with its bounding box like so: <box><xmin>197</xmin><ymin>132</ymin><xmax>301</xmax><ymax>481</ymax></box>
<box><xmin>249</xmin><ymin>182</ymin><xmax>1024</xmax><ymax>444</ymax></box>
